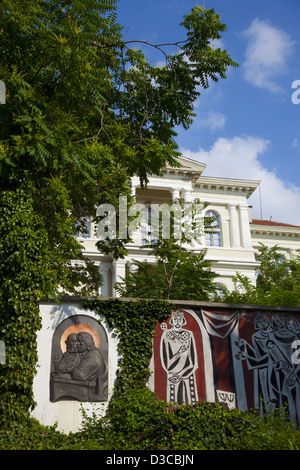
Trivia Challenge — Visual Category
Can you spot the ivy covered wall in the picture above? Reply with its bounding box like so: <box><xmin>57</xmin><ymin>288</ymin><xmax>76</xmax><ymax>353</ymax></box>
<box><xmin>2</xmin><ymin>295</ymin><xmax>300</xmax><ymax>432</ymax></box>
<box><xmin>30</xmin><ymin>298</ymin><xmax>173</xmax><ymax>433</ymax></box>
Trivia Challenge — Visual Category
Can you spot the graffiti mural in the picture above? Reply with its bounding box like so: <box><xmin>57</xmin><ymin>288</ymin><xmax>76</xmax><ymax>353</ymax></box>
<box><xmin>152</xmin><ymin>308</ymin><xmax>300</xmax><ymax>423</ymax></box>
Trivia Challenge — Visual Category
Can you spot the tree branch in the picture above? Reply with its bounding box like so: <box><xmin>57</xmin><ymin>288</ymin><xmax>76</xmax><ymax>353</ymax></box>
<box><xmin>90</xmin><ymin>39</ymin><xmax>186</xmax><ymax>58</ymax></box>
<box><xmin>73</xmin><ymin>116</ymin><xmax>110</xmax><ymax>144</ymax></box>
<box><xmin>163</xmin><ymin>240</ymin><xmax>184</xmax><ymax>300</ymax></box>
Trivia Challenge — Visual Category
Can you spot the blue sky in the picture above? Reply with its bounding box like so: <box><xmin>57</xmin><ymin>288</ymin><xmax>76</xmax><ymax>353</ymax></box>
<box><xmin>116</xmin><ymin>0</ymin><xmax>300</xmax><ymax>225</ymax></box>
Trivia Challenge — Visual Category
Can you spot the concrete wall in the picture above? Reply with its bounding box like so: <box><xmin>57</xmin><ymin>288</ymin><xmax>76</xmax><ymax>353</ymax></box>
<box><xmin>33</xmin><ymin>297</ymin><xmax>300</xmax><ymax>433</ymax></box>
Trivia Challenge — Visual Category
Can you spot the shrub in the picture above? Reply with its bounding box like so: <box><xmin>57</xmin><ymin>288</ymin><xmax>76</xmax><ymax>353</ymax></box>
<box><xmin>78</xmin><ymin>389</ymin><xmax>300</xmax><ymax>451</ymax></box>
<box><xmin>1</xmin><ymin>395</ymin><xmax>300</xmax><ymax>450</ymax></box>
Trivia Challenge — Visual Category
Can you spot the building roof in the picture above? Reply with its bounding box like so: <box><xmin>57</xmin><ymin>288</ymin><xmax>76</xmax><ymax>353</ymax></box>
<box><xmin>165</xmin><ymin>156</ymin><xmax>260</xmax><ymax>197</ymax></box>
<box><xmin>251</xmin><ymin>219</ymin><xmax>300</xmax><ymax>229</ymax></box>
<box><xmin>164</xmin><ymin>155</ymin><xmax>207</xmax><ymax>177</ymax></box>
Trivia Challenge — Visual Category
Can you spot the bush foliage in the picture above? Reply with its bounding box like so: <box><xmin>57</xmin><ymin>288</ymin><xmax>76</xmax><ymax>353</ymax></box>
<box><xmin>1</xmin><ymin>389</ymin><xmax>300</xmax><ymax>450</ymax></box>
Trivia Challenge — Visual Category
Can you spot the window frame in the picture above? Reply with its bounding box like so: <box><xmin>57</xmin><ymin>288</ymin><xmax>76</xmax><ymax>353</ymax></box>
<box><xmin>205</xmin><ymin>210</ymin><xmax>222</xmax><ymax>247</ymax></box>
<box><xmin>140</xmin><ymin>206</ymin><xmax>158</xmax><ymax>245</ymax></box>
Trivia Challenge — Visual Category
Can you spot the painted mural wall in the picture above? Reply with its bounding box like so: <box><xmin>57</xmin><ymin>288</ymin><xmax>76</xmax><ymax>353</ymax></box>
<box><xmin>33</xmin><ymin>299</ymin><xmax>300</xmax><ymax>432</ymax></box>
<box><xmin>152</xmin><ymin>307</ymin><xmax>300</xmax><ymax>424</ymax></box>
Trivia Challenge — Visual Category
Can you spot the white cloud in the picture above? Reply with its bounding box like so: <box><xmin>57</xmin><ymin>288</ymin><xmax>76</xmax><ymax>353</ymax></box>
<box><xmin>291</xmin><ymin>137</ymin><xmax>299</xmax><ymax>149</ymax></box>
<box><xmin>242</xmin><ymin>18</ymin><xmax>295</xmax><ymax>92</ymax></box>
<box><xmin>181</xmin><ymin>135</ymin><xmax>300</xmax><ymax>225</ymax></box>
<box><xmin>196</xmin><ymin>111</ymin><xmax>227</xmax><ymax>131</ymax></box>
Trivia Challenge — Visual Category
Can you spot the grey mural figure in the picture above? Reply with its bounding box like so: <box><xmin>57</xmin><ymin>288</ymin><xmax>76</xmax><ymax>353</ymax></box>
<box><xmin>235</xmin><ymin>314</ymin><xmax>276</xmax><ymax>414</ymax></box>
<box><xmin>160</xmin><ymin>310</ymin><xmax>198</xmax><ymax>405</ymax></box>
<box><xmin>51</xmin><ymin>331</ymin><xmax>108</xmax><ymax>402</ymax></box>
<box><xmin>71</xmin><ymin>332</ymin><xmax>107</xmax><ymax>382</ymax></box>
<box><xmin>53</xmin><ymin>333</ymin><xmax>81</xmax><ymax>376</ymax></box>
<box><xmin>266</xmin><ymin>314</ymin><xmax>300</xmax><ymax>423</ymax></box>
<box><xmin>235</xmin><ymin>313</ymin><xmax>300</xmax><ymax>423</ymax></box>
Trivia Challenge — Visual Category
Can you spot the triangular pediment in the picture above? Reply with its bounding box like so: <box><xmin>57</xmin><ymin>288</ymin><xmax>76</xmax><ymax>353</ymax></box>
<box><xmin>164</xmin><ymin>155</ymin><xmax>206</xmax><ymax>176</ymax></box>
<box><xmin>177</xmin><ymin>155</ymin><xmax>207</xmax><ymax>173</ymax></box>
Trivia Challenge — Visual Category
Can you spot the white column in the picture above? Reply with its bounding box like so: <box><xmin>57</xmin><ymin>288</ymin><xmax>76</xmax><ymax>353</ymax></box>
<box><xmin>239</xmin><ymin>204</ymin><xmax>253</xmax><ymax>249</ymax></box>
<box><xmin>183</xmin><ymin>188</ymin><xmax>192</xmax><ymax>202</ymax></box>
<box><xmin>113</xmin><ymin>259</ymin><xmax>128</xmax><ymax>296</ymax></box>
<box><xmin>228</xmin><ymin>204</ymin><xmax>240</xmax><ymax>248</ymax></box>
<box><xmin>99</xmin><ymin>262</ymin><xmax>112</xmax><ymax>296</ymax></box>
<box><xmin>171</xmin><ymin>188</ymin><xmax>180</xmax><ymax>200</ymax></box>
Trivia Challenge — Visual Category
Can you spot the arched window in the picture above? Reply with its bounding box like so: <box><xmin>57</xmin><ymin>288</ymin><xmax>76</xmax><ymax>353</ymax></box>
<box><xmin>210</xmin><ymin>283</ymin><xmax>227</xmax><ymax>300</ymax></box>
<box><xmin>205</xmin><ymin>210</ymin><xmax>222</xmax><ymax>247</ymax></box>
<box><xmin>141</xmin><ymin>206</ymin><xmax>158</xmax><ymax>245</ymax></box>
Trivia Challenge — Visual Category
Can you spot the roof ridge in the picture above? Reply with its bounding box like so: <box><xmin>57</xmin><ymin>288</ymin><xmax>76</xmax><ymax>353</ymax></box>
<box><xmin>251</xmin><ymin>219</ymin><xmax>300</xmax><ymax>228</ymax></box>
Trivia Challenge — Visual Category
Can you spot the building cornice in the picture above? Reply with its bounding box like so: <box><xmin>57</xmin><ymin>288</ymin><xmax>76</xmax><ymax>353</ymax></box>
<box><xmin>194</xmin><ymin>176</ymin><xmax>260</xmax><ymax>198</ymax></box>
<box><xmin>250</xmin><ymin>220</ymin><xmax>300</xmax><ymax>238</ymax></box>
<box><xmin>135</xmin><ymin>156</ymin><xmax>261</xmax><ymax>199</ymax></box>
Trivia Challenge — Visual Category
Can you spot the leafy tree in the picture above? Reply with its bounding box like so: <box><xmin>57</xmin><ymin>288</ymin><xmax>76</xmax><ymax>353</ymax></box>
<box><xmin>0</xmin><ymin>0</ymin><xmax>238</xmax><ymax>420</ymax></box>
<box><xmin>116</xmin><ymin>242</ymin><xmax>218</xmax><ymax>301</ymax></box>
<box><xmin>215</xmin><ymin>272</ymin><xmax>260</xmax><ymax>306</ymax></box>
<box><xmin>217</xmin><ymin>244</ymin><xmax>300</xmax><ymax>308</ymax></box>
<box><xmin>0</xmin><ymin>0</ymin><xmax>238</xmax><ymax>294</ymax></box>
<box><xmin>255</xmin><ymin>244</ymin><xmax>300</xmax><ymax>307</ymax></box>
<box><xmin>116</xmin><ymin>199</ymin><xmax>219</xmax><ymax>300</ymax></box>
<box><xmin>255</xmin><ymin>244</ymin><xmax>291</xmax><ymax>293</ymax></box>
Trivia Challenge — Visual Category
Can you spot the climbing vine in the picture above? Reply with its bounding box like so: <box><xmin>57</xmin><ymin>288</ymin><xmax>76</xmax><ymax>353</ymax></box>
<box><xmin>0</xmin><ymin>185</ymin><xmax>58</xmax><ymax>427</ymax></box>
<box><xmin>83</xmin><ymin>298</ymin><xmax>174</xmax><ymax>397</ymax></box>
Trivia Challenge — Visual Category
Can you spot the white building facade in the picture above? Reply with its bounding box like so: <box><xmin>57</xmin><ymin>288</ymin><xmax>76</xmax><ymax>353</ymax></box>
<box><xmin>79</xmin><ymin>156</ymin><xmax>300</xmax><ymax>297</ymax></box>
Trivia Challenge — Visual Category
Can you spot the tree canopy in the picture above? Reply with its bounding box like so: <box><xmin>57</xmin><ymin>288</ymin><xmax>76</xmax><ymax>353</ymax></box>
<box><xmin>116</xmin><ymin>198</ymin><xmax>219</xmax><ymax>300</ymax></box>
<box><xmin>0</xmin><ymin>0</ymin><xmax>238</xmax><ymax>297</ymax></box>
<box><xmin>217</xmin><ymin>244</ymin><xmax>300</xmax><ymax>308</ymax></box>
<box><xmin>116</xmin><ymin>241</ymin><xmax>218</xmax><ymax>301</ymax></box>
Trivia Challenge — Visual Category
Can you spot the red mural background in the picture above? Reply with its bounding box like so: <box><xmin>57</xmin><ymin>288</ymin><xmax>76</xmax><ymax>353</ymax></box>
<box><xmin>153</xmin><ymin>310</ymin><xmax>206</xmax><ymax>403</ymax></box>
<box><xmin>152</xmin><ymin>308</ymin><xmax>300</xmax><ymax>416</ymax></box>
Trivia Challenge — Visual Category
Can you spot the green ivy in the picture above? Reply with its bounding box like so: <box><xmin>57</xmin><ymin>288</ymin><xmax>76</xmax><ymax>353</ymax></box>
<box><xmin>0</xmin><ymin>184</ymin><xmax>57</xmax><ymax>427</ymax></box>
<box><xmin>83</xmin><ymin>298</ymin><xmax>173</xmax><ymax>397</ymax></box>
